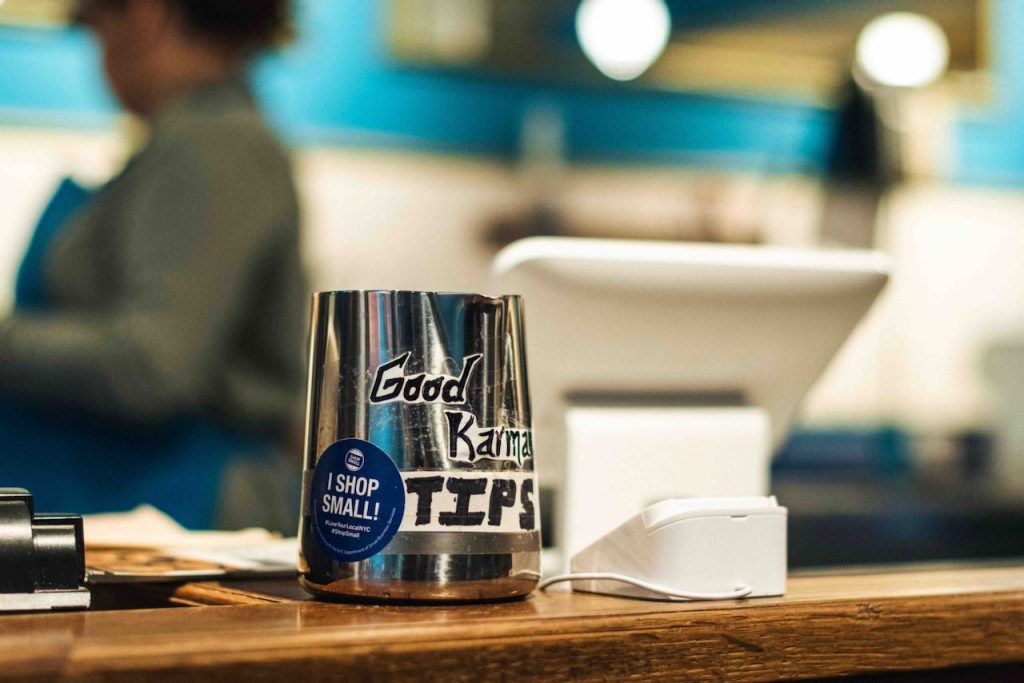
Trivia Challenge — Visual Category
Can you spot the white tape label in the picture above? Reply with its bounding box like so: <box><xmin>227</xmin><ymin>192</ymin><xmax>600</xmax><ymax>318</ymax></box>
<box><xmin>400</xmin><ymin>471</ymin><xmax>537</xmax><ymax>533</ymax></box>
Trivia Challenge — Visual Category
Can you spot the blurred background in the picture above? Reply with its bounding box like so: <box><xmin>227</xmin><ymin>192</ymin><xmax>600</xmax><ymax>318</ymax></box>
<box><xmin>2</xmin><ymin>0</ymin><xmax>1024</xmax><ymax>567</ymax></box>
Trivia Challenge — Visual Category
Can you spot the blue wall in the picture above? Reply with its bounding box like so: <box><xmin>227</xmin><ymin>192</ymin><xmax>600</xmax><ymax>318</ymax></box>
<box><xmin>956</xmin><ymin>0</ymin><xmax>1024</xmax><ymax>186</ymax></box>
<box><xmin>0</xmin><ymin>0</ymin><xmax>839</xmax><ymax>172</ymax></box>
<box><xmin>256</xmin><ymin>0</ymin><xmax>838</xmax><ymax>170</ymax></box>
<box><xmin>0</xmin><ymin>26</ymin><xmax>112</xmax><ymax>125</ymax></box>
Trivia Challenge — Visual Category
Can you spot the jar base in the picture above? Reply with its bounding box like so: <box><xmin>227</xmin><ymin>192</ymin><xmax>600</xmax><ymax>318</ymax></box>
<box><xmin>299</xmin><ymin>574</ymin><xmax>538</xmax><ymax>603</ymax></box>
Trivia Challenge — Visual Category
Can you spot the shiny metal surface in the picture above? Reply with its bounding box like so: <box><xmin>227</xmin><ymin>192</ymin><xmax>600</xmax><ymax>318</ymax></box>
<box><xmin>298</xmin><ymin>291</ymin><xmax>539</xmax><ymax>601</ymax></box>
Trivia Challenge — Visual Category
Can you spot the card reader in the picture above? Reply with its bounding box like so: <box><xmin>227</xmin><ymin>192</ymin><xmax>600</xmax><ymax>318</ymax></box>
<box><xmin>539</xmin><ymin>496</ymin><xmax>786</xmax><ymax>600</ymax></box>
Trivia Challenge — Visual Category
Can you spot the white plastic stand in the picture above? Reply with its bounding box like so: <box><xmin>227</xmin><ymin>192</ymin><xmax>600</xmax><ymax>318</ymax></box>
<box><xmin>562</xmin><ymin>405</ymin><xmax>771</xmax><ymax>556</ymax></box>
<box><xmin>492</xmin><ymin>237</ymin><xmax>888</xmax><ymax>570</ymax></box>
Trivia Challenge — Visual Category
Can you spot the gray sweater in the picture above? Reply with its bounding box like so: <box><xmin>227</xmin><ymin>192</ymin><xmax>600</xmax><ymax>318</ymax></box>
<box><xmin>0</xmin><ymin>79</ymin><xmax>308</xmax><ymax>438</ymax></box>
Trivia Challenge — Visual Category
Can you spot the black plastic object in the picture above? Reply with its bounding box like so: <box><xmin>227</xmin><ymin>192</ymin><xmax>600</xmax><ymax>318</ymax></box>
<box><xmin>0</xmin><ymin>488</ymin><xmax>90</xmax><ymax>612</ymax></box>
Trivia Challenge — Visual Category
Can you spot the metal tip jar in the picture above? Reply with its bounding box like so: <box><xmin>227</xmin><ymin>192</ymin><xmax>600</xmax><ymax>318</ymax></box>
<box><xmin>298</xmin><ymin>291</ymin><xmax>540</xmax><ymax>602</ymax></box>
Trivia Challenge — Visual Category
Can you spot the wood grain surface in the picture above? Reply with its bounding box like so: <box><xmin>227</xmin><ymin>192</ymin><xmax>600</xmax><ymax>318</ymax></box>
<box><xmin>2</xmin><ymin>565</ymin><xmax>1023</xmax><ymax>681</ymax></box>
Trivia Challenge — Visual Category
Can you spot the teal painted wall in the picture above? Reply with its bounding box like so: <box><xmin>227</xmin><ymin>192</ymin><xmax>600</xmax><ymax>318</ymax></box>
<box><xmin>0</xmin><ymin>26</ymin><xmax>112</xmax><ymax>124</ymax></box>
<box><xmin>0</xmin><ymin>1</ymin><xmax>852</xmax><ymax>172</ymax></box>
<box><xmin>956</xmin><ymin>0</ymin><xmax>1024</xmax><ymax>185</ymax></box>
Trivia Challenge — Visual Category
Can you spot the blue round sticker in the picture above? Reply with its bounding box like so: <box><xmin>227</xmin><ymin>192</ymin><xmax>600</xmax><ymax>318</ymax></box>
<box><xmin>310</xmin><ymin>438</ymin><xmax>405</xmax><ymax>562</ymax></box>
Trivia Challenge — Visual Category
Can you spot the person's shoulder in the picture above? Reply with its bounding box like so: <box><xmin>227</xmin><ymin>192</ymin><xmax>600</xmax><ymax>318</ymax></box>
<box><xmin>152</xmin><ymin>82</ymin><xmax>291</xmax><ymax>171</ymax></box>
<box><xmin>136</xmin><ymin>103</ymin><xmax>297</xmax><ymax>243</ymax></box>
<box><xmin>167</xmin><ymin>108</ymin><xmax>290</xmax><ymax>173</ymax></box>
<box><xmin>148</xmin><ymin>100</ymin><xmax>296</xmax><ymax>215</ymax></box>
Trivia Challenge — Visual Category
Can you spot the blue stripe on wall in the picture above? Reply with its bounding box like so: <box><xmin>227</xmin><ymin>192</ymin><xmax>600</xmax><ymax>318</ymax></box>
<box><xmin>956</xmin><ymin>0</ymin><xmax>1024</xmax><ymax>186</ymax></box>
<box><xmin>0</xmin><ymin>26</ymin><xmax>112</xmax><ymax>119</ymax></box>
<box><xmin>0</xmin><ymin>0</ymin><xmax>834</xmax><ymax>172</ymax></box>
<box><xmin>255</xmin><ymin>0</ymin><xmax>835</xmax><ymax>169</ymax></box>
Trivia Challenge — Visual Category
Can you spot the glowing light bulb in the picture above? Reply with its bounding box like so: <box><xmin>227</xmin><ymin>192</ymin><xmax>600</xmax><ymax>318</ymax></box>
<box><xmin>856</xmin><ymin>12</ymin><xmax>949</xmax><ymax>89</ymax></box>
<box><xmin>576</xmin><ymin>0</ymin><xmax>672</xmax><ymax>82</ymax></box>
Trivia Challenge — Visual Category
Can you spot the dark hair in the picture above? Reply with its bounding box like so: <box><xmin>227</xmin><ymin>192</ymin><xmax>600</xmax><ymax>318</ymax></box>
<box><xmin>74</xmin><ymin>0</ymin><xmax>293</xmax><ymax>52</ymax></box>
<box><xmin>170</xmin><ymin>0</ymin><xmax>293</xmax><ymax>52</ymax></box>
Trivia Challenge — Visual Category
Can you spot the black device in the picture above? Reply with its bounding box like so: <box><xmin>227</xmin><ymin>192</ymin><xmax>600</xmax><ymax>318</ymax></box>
<box><xmin>0</xmin><ymin>488</ymin><xmax>89</xmax><ymax>612</ymax></box>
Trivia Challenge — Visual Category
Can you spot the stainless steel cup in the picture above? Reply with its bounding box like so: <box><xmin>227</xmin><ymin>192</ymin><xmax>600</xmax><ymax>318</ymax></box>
<box><xmin>298</xmin><ymin>291</ymin><xmax>540</xmax><ymax>601</ymax></box>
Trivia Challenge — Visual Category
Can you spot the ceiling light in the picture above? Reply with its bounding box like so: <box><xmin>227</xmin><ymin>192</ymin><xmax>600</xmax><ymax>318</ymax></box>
<box><xmin>576</xmin><ymin>0</ymin><xmax>672</xmax><ymax>82</ymax></box>
<box><xmin>856</xmin><ymin>12</ymin><xmax>949</xmax><ymax>89</ymax></box>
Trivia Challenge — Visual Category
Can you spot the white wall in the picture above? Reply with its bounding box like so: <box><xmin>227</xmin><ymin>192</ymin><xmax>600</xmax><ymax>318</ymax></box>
<box><xmin>296</xmin><ymin>148</ymin><xmax>520</xmax><ymax>294</ymax></box>
<box><xmin>0</xmin><ymin>126</ymin><xmax>126</xmax><ymax>314</ymax></box>
<box><xmin>802</xmin><ymin>184</ymin><xmax>1024</xmax><ymax>433</ymax></box>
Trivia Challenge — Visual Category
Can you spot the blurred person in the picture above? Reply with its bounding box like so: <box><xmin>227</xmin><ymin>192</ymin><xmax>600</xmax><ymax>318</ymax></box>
<box><xmin>819</xmin><ymin>74</ymin><xmax>888</xmax><ymax>248</ymax></box>
<box><xmin>0</xmin><ymin>0</ymin><xmax>307</xmax><ymax>529</ymax></box>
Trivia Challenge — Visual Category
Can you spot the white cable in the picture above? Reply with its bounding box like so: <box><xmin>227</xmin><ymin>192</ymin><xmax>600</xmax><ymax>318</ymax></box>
<box><xmin>537</xmin><ymin>572</ymin><xmax>752</xmax><ymax>601</ymax></box>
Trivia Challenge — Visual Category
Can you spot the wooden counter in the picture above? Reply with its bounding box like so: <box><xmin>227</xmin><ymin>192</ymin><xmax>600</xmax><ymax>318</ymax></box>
<box><xmin>3</xmin><ymin>565</ymin><xmax>1024</xmax><ymax>681</ymax></box>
